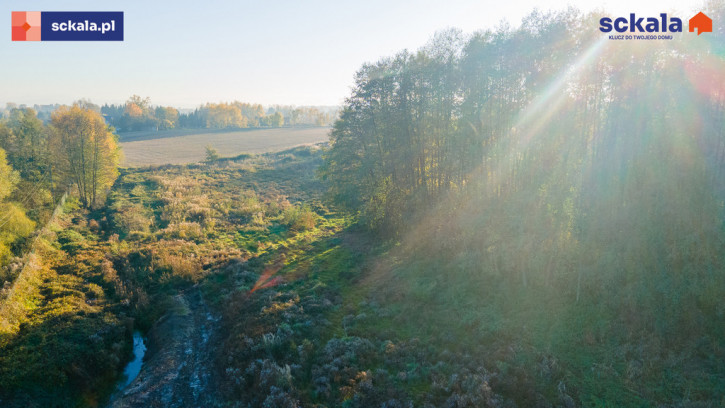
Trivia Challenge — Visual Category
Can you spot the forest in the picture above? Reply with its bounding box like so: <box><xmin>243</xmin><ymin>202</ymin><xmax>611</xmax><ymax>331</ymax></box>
<box><xmin>0</xmin><ymin>3</ymin><xmax>724</xmax><ymax>408</ymax></box>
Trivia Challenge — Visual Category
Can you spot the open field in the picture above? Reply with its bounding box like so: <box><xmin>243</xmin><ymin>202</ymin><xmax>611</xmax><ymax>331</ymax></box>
<box><xmin>119</xmin><ymin>127</ymin><xmax>330</xmax><ymax>167</ymax></box>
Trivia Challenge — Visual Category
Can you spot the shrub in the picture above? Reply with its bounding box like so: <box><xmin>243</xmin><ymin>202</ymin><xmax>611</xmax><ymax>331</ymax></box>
<box><xmin>205</xmin><ymin>145</ymin><xmax>220</xmax><ymax>162</ymax></box>
<box><xmin>0</xmin><ymin>203</ymin><xmax>35</xmax><ymax>242</ymax></box>
<box><xmin>88</xmin><ymin>219</ymin><xmax>101</xmax><ymax>232</ymax></box>
<box><xmin>0</xmin><ymin>243</ymin><xmax>11</xmax><ymax>265</ymax></box>
<box><xmin>281</xmin><ymin>205</ymin><xmax>317</xmax><ymax>231</ymax></box>
<box><xmin>157</xmin><ymin>253</ymin><xmax>203</xmax><ymax>282</ymax></box>
<box><xmin>0</xmin><ymin>203</ymin><xmax>34</xmax><ymax>263</ymax></box>
<box><xmin>129</xmin><ymin>185</ymin><xmax>146</xmax><ymax>198</ymax></box>
<box><xmin>147</xmin><ymin>240</ymin><xmax>206</xmax><ymax>283</ymax></box>
<box><xmin>111</xmin><ymin>202</ymin><xmax>152</xmax><ymax>237</ymax></box>
<box><xmin>62</xmin><ymin>195</ymin><xmax>81</xmax><ymax>213</ymax></box>
<box><xmin>159</xmin><ymin>222</ymin><xmax>204</xmax><ymax>241</ymax></box>
<box><xmin>56</xmin><ymin>229</ymin><xmax>86</xmax><ymax>254</ymax></box>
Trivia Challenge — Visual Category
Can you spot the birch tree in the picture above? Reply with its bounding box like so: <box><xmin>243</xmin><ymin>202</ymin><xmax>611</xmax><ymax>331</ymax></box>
<box><xmin>50</xmin><ymin>105</ymin><xmax>120</xmax><ymax>208</ymax></box>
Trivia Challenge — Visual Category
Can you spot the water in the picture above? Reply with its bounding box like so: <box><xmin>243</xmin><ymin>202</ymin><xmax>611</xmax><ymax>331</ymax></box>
<box><xmin>119</xmin><ymin>331</ymin><xmax>146</xmax><ymax>389</ymax></box>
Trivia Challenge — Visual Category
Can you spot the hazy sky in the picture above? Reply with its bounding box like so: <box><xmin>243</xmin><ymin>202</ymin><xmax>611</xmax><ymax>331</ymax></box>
<box><xmin>1</xmin><ymin>0</ymin><xmax>700</xmax><ymax>108</ymax></box>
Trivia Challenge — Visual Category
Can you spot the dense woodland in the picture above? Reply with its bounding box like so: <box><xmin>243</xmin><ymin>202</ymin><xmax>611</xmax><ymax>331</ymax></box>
<box><xmin>323</xmin><ymin>6</ymin><xmax>725</xmax><ymax>297</ymax></box>
<box><xmin>319</xmin><ymin>3</ymin><xmax>725</xmax><ymax>405</ymax></box>
<box><xmin>0</xmin><ymin>3</ymin><xmax>724</xmax><ymax>407</ymax></box>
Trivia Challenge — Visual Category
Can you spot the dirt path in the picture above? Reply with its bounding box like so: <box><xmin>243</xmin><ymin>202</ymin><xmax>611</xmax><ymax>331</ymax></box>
<box><xmin>108</xmin><ymin>287</ymin><xmax>221</xmax><ymax>408</ymax></box>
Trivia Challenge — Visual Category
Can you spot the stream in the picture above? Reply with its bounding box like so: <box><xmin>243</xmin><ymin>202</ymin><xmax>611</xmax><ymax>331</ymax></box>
<box><xmin>118</xmin><ymin>331</ymin><xmax>146</xmax><ymax>389</ymax></box>
<box><xmin>107</xmin><ymin>290</ymin><xmax>221</xmax><ymax>407</ymax></box>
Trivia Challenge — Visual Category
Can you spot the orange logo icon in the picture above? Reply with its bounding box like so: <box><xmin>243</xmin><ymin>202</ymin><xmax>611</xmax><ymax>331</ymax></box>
<box><xmin>689</xmin><ymin>12</ymin><xmax>712</xmax><ymax>35</ymax></box>
<box><xmin>11</xmin><ymin>11</ymin><xmax>41</xmax><ymax>41</ymax></box>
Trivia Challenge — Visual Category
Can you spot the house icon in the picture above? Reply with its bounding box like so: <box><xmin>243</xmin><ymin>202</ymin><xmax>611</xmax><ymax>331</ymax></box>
<box><xmin>689</xmin><ymin>12</ymin><xmax>712</xmax><ymax>35</ymax></box>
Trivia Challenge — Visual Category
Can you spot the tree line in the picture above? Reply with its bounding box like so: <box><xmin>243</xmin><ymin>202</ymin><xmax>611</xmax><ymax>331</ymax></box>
<box><xmin>98</xmin><ymin>95</ymin><xmax>337</xmax><ymax>132</ymax></box>
<box><xmin>0</xmin><ymin>104</ymin><xmax>119</xmax><ymax>267</ymax></box>
<box><xmin>321</xmin><ymin>2</ymin><xmax>725</xmax><ymax>312</ymax></box>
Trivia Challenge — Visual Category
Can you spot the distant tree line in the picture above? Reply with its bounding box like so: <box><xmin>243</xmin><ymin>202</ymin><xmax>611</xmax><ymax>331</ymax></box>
<box><xmin>99</xmin><ymin>95</ymin><xmax>337</xmax><ymax>132</ymax></box>
<box><xmin>0</xmin><ymin>103</ymin><xmax>60</xmax><ymax>123</ymax></box>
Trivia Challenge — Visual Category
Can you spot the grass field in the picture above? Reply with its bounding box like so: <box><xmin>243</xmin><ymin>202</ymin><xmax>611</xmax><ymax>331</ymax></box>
<box><xmin>119</xmin><ymin>127</ymin><xmax>330</xmax><ymax>167</ymax></box>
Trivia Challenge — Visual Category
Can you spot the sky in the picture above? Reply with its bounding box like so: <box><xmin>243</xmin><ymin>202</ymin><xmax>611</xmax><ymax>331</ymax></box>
<box><xmin>0</xmin><ymin>0</ymin><xmax>702</xmax><ymax>108</ymax></box>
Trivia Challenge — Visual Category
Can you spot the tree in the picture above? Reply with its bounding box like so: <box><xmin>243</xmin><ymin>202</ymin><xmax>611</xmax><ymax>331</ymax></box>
<box><xmin>0</xmin><ymin>148</ymin><xmax>18</xmax><ymax>202</ymax></box>
<box><xmin>125</xmin><ymin>103</ymin><xmax>143</xmax><ymax>118</ymax></box>
<box><xmin>0</xmin><ymin>147</ymin><xmax>34</xmax><ymax>264</ymax></box>
<box><xmin>0</xmin><ymin>108</ymin><xmax>56</xmax><ymax>215</ymax></box>
<box><xmin>234</xmin><ymin>102</ymin><xmax>265</xmax><ymax>126</ymax></box>
<box><xmin>120</xmin><ymin>95</ymin><xmax>156</xmax><ymax>131</ymax></box>
<box><xmin>204</xmin><ymin>103</ymin><xmax>248</xmax><ymax>128</ymax></box>
<box><xmin>127</xmin><ymin>95</ymin><xmax>151</xmax><ymax>112</ymax></box>
<box><xmin>270</xmin><ymin>111</ymin><xmax>284</xmax><ymax>127</ymax></box>
<box><xmin>50</xmin><ymin>105</ymin><xmax>120</xmax><ymax>208</ymax></box>
<box><xmin>155</xmin><ymin>106</ymin><xmax>179</xmax><ymax>130</ymax></box>
<box><xmin>205</xmin><ymin>144</ymin><xmax>219</xmax><ymax>162</ymax></box>
<box><xmin>4</xmin><ymin>108</ymin><xmax>47</xmax><ymax>178</ymax></box>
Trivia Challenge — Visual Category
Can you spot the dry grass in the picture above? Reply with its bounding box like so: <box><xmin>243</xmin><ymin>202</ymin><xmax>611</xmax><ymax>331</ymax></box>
<box><xmin>119</xmin><ymin>127</ymin><xmax>330</xmax><ymax>167</ymax></box>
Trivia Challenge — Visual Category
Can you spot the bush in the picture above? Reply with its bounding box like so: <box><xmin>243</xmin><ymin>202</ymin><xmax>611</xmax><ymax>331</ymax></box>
<box><xmin>0</xmin><ymin>203</ymin><xmax>34</xmax><ymax>264</ymax></box>
<box><xmin>205</xmin><ymin>145</ymin><xmax>220</xmax><ymax>162</ymax></box>
<box><xmin>159</xmin><ymin>222</ymin><xmax>204</xmax><ymax>241</ymax></box>
<box><xmin>56</xmin><ymin>229</ymin><xmax>86</xmax><ymax>254</ymax></box>
<box><xmin>0</xmin><ymin>243</ymin><xmax>11</xmax><ymax>265</ymax></box>
<box><xmin>0</xmin><ymin>203</ymin><xmax>35</xmax><ymax>245</ymax></box>
<box><xmin>111</xmin><ymin>202</ymin><xmax>153</xmax><ymax>237</ymax></box>
<box><xmin>281</xmin><ymin>205</ymin><xmax>317</xmax><ymax>231</ymax></box>
<box><xmin>150</xmin><ymin>240</ymin><xmax>205</xmax><ymax>283</ymax></box>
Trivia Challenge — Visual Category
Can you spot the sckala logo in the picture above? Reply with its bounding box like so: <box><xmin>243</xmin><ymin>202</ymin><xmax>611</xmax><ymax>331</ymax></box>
<box><xmin>689</xmin><ymin>12</ymin><xmax>712</xmax><ymax>35</ymax></box>
<box><xmin>11</xmin><ymin>11</ymin><xmax>124</xmax><ymax>41</ymax></box>
<box><xmin>600</xmin><ymin>14</ymin><xmax>683</xmax><ymax>33</ymax></box>
<box><xmin>600</xmin><ymin>11</ymin><xmax>712</xmax><ymax>39</ymax></box>
<box><xmin>11</xmin><ymin>11</ymin><xmax>41</xmax><ymax>41</ymax></box>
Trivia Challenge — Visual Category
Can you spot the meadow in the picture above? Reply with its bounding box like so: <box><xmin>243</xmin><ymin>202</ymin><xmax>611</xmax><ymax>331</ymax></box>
<box><xmin>1</xmin><ymin>144</ymin><xmax>722</xmax><ymax>407</ymax></box>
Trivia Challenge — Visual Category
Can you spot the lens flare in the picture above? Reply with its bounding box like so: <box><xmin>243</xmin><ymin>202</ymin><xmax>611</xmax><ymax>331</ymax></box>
<box><xmin>249</xmin><ymin>265</ymin><xmax>284</xmax><ymax>294</ymax></box>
